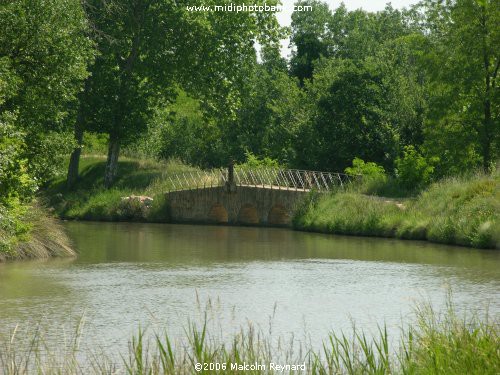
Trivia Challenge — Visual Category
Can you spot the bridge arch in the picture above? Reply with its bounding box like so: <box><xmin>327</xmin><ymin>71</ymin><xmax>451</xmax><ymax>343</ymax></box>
<box><xmin>208</xmin><ymin>203</ymin><xmax>228</xmax><ymax>224</ymax></box>
<box><xmin>268</xmin><ymin>204</ymin><xmax>290</xmax><ymax>226</ymax></box>
<box><xmin>238</xmin><ymin>203</ymin><xmax>259</xmax><ymax>225</ymax></box>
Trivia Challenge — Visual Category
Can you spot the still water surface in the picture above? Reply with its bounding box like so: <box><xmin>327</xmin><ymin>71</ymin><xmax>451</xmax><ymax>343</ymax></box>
<box><xmin>0</xmin><ymin>222</ymin><xmax>499</xmax><ymax>354</ymax></box>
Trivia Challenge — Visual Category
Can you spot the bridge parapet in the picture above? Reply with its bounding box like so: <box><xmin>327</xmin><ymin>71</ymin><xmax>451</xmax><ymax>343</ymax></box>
<box><xmin>165</xmin><ymin>167</ymin><xmax>357</xmax><ymax>193</ymax></box>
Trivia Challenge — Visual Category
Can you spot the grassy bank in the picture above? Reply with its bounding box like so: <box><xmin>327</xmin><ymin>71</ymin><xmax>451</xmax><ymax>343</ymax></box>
<box><xmin>0</xmin><ymin>200</ymin><xmax>75</xmax><ymax>262</ymax></box>
<box><xmin>294</xmin><ymin>170</ymin><xmax>500</xmax><ymax>249</ymax></box>
<box><xmin>1</xmin><ymin>301</ymin><xmax>498</xmax><ymax>374</ymax></box>
<box><xmin>46</xmin><ymin>155</ymin><xmax>199</xmax><ymax>222</ymax></box>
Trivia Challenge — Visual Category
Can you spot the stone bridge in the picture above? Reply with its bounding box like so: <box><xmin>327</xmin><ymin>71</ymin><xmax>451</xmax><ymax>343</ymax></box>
<box><xmin>165</xmin><ymin>166</ymin><xmax>354</xmax><ymax>227</ymax></box>
<box><xmin>167</xmin><ymin>185</ymin><xmax>307</xmax><ymax>226</ymax></box>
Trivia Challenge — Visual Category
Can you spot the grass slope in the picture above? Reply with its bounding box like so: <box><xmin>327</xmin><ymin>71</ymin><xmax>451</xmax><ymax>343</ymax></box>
<box><xmin>46</xmin><ymin>156</ymin><xmax>199</xmax><ymax>222</ymax></box>
<box><xmin>294</xmin><ymin>171</ymin><xmax>500</xmax><ymax>249</ymax></box>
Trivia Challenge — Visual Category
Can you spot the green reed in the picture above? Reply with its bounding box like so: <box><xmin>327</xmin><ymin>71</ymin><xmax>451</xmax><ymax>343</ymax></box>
<box><xmin>1</xmin><ymin>301</ymin><xmax>498</xmax><ymax>374</ymax></box>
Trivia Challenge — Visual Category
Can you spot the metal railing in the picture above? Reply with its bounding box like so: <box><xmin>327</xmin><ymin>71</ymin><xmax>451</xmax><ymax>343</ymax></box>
<box><xmin>165</xmin><ymin>167</ymin><xmax>357</xmax><ymax>192</ymax></box>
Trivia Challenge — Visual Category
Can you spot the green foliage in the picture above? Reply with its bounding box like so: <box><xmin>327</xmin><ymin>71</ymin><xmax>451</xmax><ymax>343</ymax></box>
<box><xmin>0</xmin><ymin>123</ymin><xmax>73</xmax><ymax>258</ymax></box>
<box><xmin>229</xmin><ymin>65</ymin><xmax>303</xmax><ymax>166</ymax></box>
<box><xmin>141</xmin><ymin>66</ymin><xmax>303</xmax><ymax>168</ymax></box>
<box><xmin>395</xmin><ymin>146</ymin><xmax>435</xmax><ymax>191</ymax></box>
<box><xmin>345</xmin><ymin>157</ymin><xmax>386</xmax><ymax>178</ymax></box>
<box><xmin>345</xmin><ymin>157</ymin><xmax>388</xmax><ymax>195</ymax></box>
<box><xmin>0</xmin><ymin>201</ymin><xmax>30</xmax><ymax>256</ymax></box>
<box><xmin>308</xmin><ymin>61</ymin><xmax>397</xmax><ymax>170</ymax></box>
<box><xmin>0</xmin><ymin>124</ymin><xmax>73</xmax><ymax>261</ymax></box>
<box><xmin>0</xmin><ymin>200</ymin><xmax>74</xmax><ymax>261</ymax></box>
<box><xmin>290</xmin><ymin>0</ymin><xmax>332</xmax><ymax>82</ymax></box>
<box><xmin>81</xmin><ymin>132</ymin><xmax>109</xmax><ymax>156</ymax></box>
<box><xmin>139</xmin><ymin>91</ymin><xmax>225</xmax><ymax>168</ymax></box>
<box><xmin>0</xmin><ymin>0</ymin><xmax>94</xmax><ymax>184</ymax></box>
<box><xmin>416</xmin><ymin>0</ymin><xmax>500</xmax><ymax>172</ymax></box>
<box><xmin>0</xmin><ymin>125</ymin><xmax>37</xmax><ymax>205</ymax></box>
<box><xmin>77</xmin><ymin>0</ymin><xmax>283</xmax><ymax>185</ymax></box>
<box><xmin>25</xmin><ymin>131</ymin><xmax>77</xmax><ymax>185</ymax></box>
<box><xmin>237</xmin><ymin>151</ymin><xmax>280</xmax><ymax>169</ymax></box>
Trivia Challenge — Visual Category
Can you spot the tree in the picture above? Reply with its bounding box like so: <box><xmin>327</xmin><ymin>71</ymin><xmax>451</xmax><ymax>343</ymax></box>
<box><xmin>232</xmin><ymin>62</ymin><xmax>303</xmax><ymax>165</ymax></box>
<box><xmin>68</xmin><ymin>0</ymin><xmax>282</xmax><ymax>188</ymax></box>
<box><xmin>289</xmin><ymin>3</ymin><xmax>426</xmax><ymax>171</ymax></box>
<box><xmin>307</xmin><ymin>61</ymin><xmax>397</xmax><ymax>171</ymax></box>
<box><xmin>417</xmin><ymin>0</ymin><xmax>499</xmax><ymax>173</ymax></box>
<box><xmin>0</xmin><ymin>124</ymin><xmax>36</xmax><ymax>205</ymax></box>
<box><xmin>290</xmin><ymin>0</ymin><xmax>332</xmax><ymax>83</ymax></box>
<box><xmin>0</xmin><ymin>0</ymin><xmax>94</xmax><ymax>185</ymax></box>
<box><xmin>395</xmin><ymin>145</ymin><xmax>435</xmax><ymax>190</ymax></box>
<box><xmin>372</xmin><ymin>33</ymin><xmax>427</xmax><ymax>149</ymax></box>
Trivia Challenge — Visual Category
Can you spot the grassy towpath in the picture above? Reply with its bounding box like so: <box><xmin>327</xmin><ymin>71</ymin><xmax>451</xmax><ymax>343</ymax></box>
<box><xmin>293</xmin><ymin>170</ymin><xmax>499</xmax><ymax>249</ymax></box>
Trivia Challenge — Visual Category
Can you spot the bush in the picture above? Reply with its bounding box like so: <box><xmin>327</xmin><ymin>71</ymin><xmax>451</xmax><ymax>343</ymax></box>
<box><xmin>0</xmin><ymin>123</ymin><xmax>37</xmax><ymax>204</ymax></box>
<box><xmin>0</xmin><ymin>200</ymin><xmax>31</xmax><ymax>256</ymax></box>
<box><xmin>345</xmin><ymin>157</ymin><xmax>387</xmax><ymax>194</ymax></box>
<box><xmin>237</xmin><ymin>151</ymin><xmax>280</xmax><ymax>169</ymax></box>
<box><xmin>395</xmin><ymin>146</ymin><xmax>435</xmax><ymax>191</ymax></box>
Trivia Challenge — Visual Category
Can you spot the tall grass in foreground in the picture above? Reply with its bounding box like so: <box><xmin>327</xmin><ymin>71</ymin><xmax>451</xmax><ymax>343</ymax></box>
<box><xmin>1</xmin><ymin>302</ymin><xmax>498</xmax><ymax>374</ymax></box>
<box><xmin>294</xmin><ymin>170</ymin><xmax>500</xmax><ymax>249</ymax></box>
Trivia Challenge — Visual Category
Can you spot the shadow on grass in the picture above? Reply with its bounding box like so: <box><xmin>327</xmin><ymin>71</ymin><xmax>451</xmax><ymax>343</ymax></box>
<box><xmin>44</xmin><ymin>157</ymin><xmax>192</xmax><ymax>222</ymax></box>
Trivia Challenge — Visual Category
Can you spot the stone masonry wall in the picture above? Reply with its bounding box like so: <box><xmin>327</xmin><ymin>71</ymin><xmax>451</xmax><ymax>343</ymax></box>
<box><xmin>166</xmin><ymin>186</ymin><xmax>308</xmax><ymax>226</ymax></box>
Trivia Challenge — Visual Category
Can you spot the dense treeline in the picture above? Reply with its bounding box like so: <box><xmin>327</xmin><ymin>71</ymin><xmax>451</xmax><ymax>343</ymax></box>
<box><xmin>148</xmin><ymin>0</ymin><xmax>499</xmax><ymax>181</ymax></box>
<box><xmin>0</xmin><ymin>0</ymin><xmax>93</xmax><ymax>256</ymax></box>
<box><xmin>0</xmin><ymin>0</ymin><xmax>499</xmax><ymax>253</ymax></box>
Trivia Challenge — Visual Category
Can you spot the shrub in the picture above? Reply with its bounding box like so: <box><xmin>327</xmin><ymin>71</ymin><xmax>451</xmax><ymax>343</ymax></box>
<box><xmin>345</xmin><ymin>157</ymin><xmax>387</xmax><ymax>194</ymax></box>
<box><xmin>395</xmin><ymin>146</ymin><xmax>434</xmax><ymax>191</ymax></box>
<box><xmin>237</xmin><ymin>151</ymin><xmax>280</xmax><ymax>169</ymax></box>
<box><xmin>0</xmin><ymin>123</ymin><xmax>37</xmax><ymax>204</ymax></box>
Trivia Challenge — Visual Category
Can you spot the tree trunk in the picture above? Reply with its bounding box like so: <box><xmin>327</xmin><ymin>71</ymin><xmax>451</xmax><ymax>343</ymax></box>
<box><xmin>480</xmin><ymin>6</ymin><xmax>492</xmax><ymax>173</ymax></box>
<box><xmin>104</xmin><ymin>135</ymin><xmax>120</xmax><ymax>188</ymax></box>
<box><xmin>482</xmin><ymin>97</ymin><xmax>492</xmax><ymax>173</ymax></box>
<box><xmin>66</xmin><ymin>118</ymin><xmax>84</xmax><ymax>189</ymax></box>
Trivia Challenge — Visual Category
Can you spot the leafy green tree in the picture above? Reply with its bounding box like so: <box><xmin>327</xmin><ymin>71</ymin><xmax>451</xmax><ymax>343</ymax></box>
<box><xmin>148</xmin><ymin>43</ymin><xmax>301</xmax><ymax>168</ymax></box>
<box><xmin>143</xmin><ymin>90</ymin><xmax>226</xmax><ymax>168</ymax></box>
<box><xmin>230</xmin><ymin>62</ymin><xmax>303</xmax><ymax>165</ymax></box>
<box><xmin>345</xmin><ymin>157</ymin><xmax>387</xmax><ymax>193</ymax></box>
<box><xmin>417</xmin><ymin>0</ymin><xmax>499</xmax><ymax>173</ymax></box>
<box><xmin>290</xmin><ymin>0</ymin><xmax>332</xmax><ymax>83</ymax></box>
<box><xmin>237</xmin><ymin>151</ymin><xmax>280</xmax><ymax>169</ymax></box>
<box><xmin>0</xmin><ymin>0</ymin><xmax>94</xmax><ymax>184</ymax></box>
<box><xmin>289</xmin><ymin>3</ymin><xmax>423</xmax><ymax>171</ymax></box>
<box><xmin>372</xmin><ymin>33</ymin><xmax>427</xmax><ymax>148</ymax></box>
<box><xmin>69</xmin><ymin>0</ymin><xmax>282</xmax><ymax>188</ymax></box>
<box><xmin>345</xmin><ymin>157</ymin><xmax>386</xmax><ymax>178</ymax></box>
<box><xmin>306</xmin><ymin>61</ymin><xmax>397</xmax><ymax>171</ymax></box>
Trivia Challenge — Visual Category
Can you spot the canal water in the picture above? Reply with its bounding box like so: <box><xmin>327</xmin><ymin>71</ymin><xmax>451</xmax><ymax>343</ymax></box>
<box><xmin>0</xmin><ymin>221</ymin><xmax>499</xmax><ymax>356</ymax></box>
